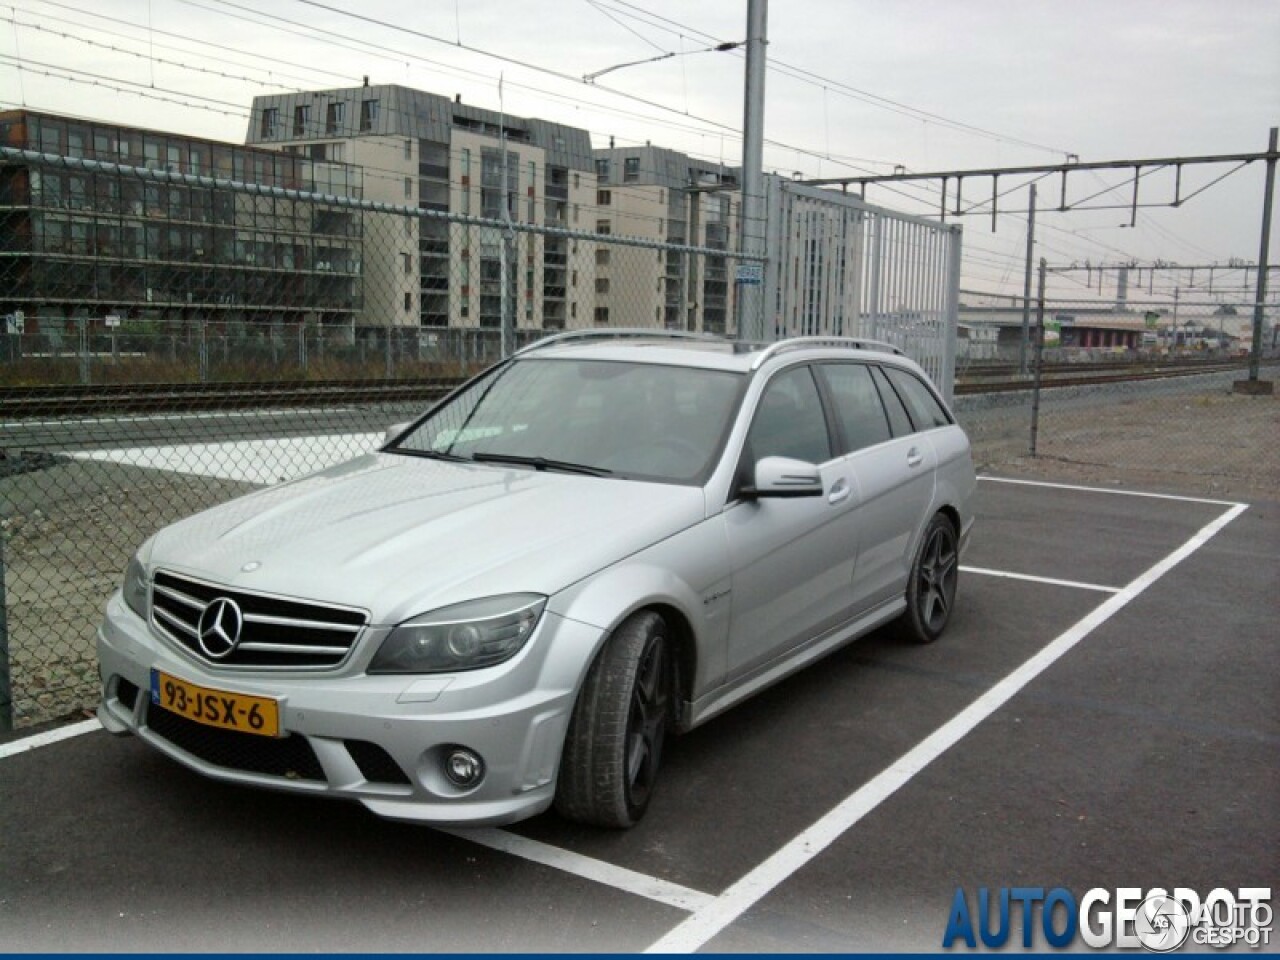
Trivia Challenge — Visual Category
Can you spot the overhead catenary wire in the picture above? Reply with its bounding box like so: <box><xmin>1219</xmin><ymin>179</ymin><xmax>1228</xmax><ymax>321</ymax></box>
<box><xmin>3</xmin><ymin>0</ymin><xmax>1264</xmax><ymax>300</ymax></box>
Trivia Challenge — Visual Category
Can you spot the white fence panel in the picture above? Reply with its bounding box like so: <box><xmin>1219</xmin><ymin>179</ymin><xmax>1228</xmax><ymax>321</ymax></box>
<box><xmin>765</xmin><ymin>180</ymin><xmax>962</xmax><ymax>400</ymax></box>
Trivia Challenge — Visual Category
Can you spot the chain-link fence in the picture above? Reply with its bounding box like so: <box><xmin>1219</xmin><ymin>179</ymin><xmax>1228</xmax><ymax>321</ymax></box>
<box><xmin>3</xmin><ymin>141</ymin><xmax>1275</xmax><ymax>735</ymax></box>
<box><xmin>0</xmin><ymin>145</ymin><xmax>765</xmax><ymax>729</ymax></box>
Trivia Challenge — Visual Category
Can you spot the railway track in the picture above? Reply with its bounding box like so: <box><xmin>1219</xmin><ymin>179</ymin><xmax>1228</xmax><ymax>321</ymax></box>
<box><xmin>958</xmin><ymin>357</ymin><xmax>1252</xmax><ymax>379</ymax></box>
<box><xmin>955</xmin><ymin>359</ymin><xmax>1267</xmax><ymax>395</ymax></box>
<box><xmin>0</xmin><ymin>358</ymin><xmax>1272</xmax><ymax>417</ymax></box>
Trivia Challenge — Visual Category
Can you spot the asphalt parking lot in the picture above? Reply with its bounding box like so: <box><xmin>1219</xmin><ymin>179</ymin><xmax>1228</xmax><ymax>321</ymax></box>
<box><xmin>2</xmin><ymin>475</ymin><xmax>1277</xmax><ymax>952</ymax></box>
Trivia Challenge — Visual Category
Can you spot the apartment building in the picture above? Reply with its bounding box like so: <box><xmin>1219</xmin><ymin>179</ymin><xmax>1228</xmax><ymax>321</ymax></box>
<box><xmin>590</xmin><ymin>145</ymin><xmax>740</xmax><ymax>333</ymax></box>
<box><xmin>246</xmin><ymin>85</ymin><xmax>596</xmax><ymax>330</ymax></box>
<box><xmin>0</xmin><ymin>109</ymin><xmax>363</xmax><ymax>334</ymax></box>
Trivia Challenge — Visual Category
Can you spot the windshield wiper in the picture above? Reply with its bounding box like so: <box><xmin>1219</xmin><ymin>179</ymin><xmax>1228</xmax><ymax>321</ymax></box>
<box><xmin>390</xmin><ymin>447</ymin><xmax>471</xmax><ymax>462</ymax></box>
<box><xmin>470</xmin><ymin>452</ymin><xmax>613</xmax><ymax>477</ymax></box>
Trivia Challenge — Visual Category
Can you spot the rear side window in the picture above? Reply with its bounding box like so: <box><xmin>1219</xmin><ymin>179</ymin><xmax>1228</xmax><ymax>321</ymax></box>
<box><xmin>870</xmin><ymin>365</ymin><xmax>914</xmax><ymax>437</ymax></box>
<box><xmin>882</xmin><ymin>366</ymin><xmax>952</xmax><ymax>430</ymax></box>
<box><xmin>746</xmin><ymin>366</ymin><xmax>832</xmax><ymax>464</ymax></box>
<box><xmin>817</xmin><ymin>363</ymin><xmax>891</xmax><ymax>455</ymax></box>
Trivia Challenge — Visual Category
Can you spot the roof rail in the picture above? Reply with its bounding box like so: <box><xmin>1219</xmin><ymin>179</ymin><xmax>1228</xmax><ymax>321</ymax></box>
<box><xmin>748</xmin><ymin>336</ymin><xmax>905</xmax><ymax>371</ymax></box>
<box><xmin>513</xmin><ymin>328</ymin><xmax>729</xmax><ymax>357</ymax></box>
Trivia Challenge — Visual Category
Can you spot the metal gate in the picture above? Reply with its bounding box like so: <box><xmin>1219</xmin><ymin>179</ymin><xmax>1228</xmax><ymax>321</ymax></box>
<box><xmin>764</xmin><ymin>180</ymin><xmax>963</xmax><ymax>400</ymax></box>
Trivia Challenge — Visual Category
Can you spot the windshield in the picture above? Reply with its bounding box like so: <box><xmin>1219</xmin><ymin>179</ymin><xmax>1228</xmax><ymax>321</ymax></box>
<box><xmin>392</xmin><ymin>358</ymin><xmax>743</xmax><ymax>484</ymax></box>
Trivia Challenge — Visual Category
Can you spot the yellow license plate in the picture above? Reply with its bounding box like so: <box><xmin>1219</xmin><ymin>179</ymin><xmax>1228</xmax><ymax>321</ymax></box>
<box><xmin>150</xmin><ymin>669</ymin><xmax>280</xmax><ymax>738</ymax></box>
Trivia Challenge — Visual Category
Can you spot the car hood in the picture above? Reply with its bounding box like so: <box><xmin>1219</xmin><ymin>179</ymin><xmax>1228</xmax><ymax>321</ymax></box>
<box><xmin>148</xmin><ymin>452</ymin><xmax>706</xmax><ymax>624</ymax></box>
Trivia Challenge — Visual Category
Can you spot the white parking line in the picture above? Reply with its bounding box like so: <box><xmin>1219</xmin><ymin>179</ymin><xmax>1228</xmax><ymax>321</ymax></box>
<box><xmin>645</xmin><ymin>500</ymin><xmax>1248</xmax><ymax>952</ymax></box>
<box><xmin>0</xmin><ymin>717</ymin><xmax>101</xmax><ymax>759</ymax></box>
<box><xmin>70</xmin><ymin>432</ymin><xmax>382</xmax><ymax>484</ymax></box>
<box><xmin>0</xmin><ymin>716</ymin><xmax>712</xmax><ymax>914</ymax></box>
<box><xmin>2</xmin><ymin>474</ymin><xmax>1251</xmax><ymax>933</ymax></box>
<box><xmin>977</xmin><ymin>474</ymin><xmax>1242</xmax><ymax>507</ymax></box>
<box><xmin>441</xmin><ymin>827</ymin><xmax>714</xmax><ymax>913</ymax></box>
<box><xmin>960</xmin><ymin>565</ymin><xmax>1121</xmax><ymax>594</ymax></box>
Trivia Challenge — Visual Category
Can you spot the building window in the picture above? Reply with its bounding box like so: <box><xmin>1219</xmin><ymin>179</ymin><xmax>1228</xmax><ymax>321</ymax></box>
<box><xmin>293</xmin><ymin>105</ymin><xmax>310</xmax><ymax>137</ymax></box>
<box><xmin>405</xmin><ymin>177</ymin><xmax>412</xmax><ymax>199</ymax></box>
<box><xmin>573</xmin><ymin>173</ymin><xmax>580</xmax><ymax>190</ymax></box>
<box><xmin>360</xmin><ymin>99</ymin><xmax>380</xmax><ymax>132</ymax></box>
<box><xmin>325</xmin><ymin>102</ymin><xmax>345</xmax><ymax>135</ymax></box>
<box><xmin>260</xmin><ymin>108</ymin><xmax>278</xmax><ymax>139</ymax></box>
<box><xmin>403</xmin><ymin>253</ymin><xmax>412</xmax><ymax>275</ymax></box>
<box><xmin>461</xmin><ymin>148</ymin><xmax>471</xmax><ymax>179</ymax></box>
<box><xmin>597</xmin><ymin>190</ymin><xmax>611</xmax><ymax>206</ymax></box>
<box><xmin>596</xmin><ymin>158</ymin><xmax>610</xmax><ymax>183</ymax></box>
<box><xmin>595</xmin><ymin>220</ymin><xmax>611</xmax><ymax>235</ymax></box>
<box><xmin>405</xmin><ymin>139</ymin><xmax>413</xmax><ymax>159</ymax></box>
<box><xmin>624</xmin><ymin>157</ymin><xmax>640</xmax><ymax>182</ymax></box>
<box><xmin>595</xmin><ymin>277</ymin><xmax>610</xmax><ymax>294</ymax></box>
<box><xmin>66</xmin><ymin>126</ymin><xmax>87</xmax><ymax>160</ymax></box>
<box><xmin>595</xmin><ymin>248</ymin><xmax>610</xmax><ymax>266</ymax></box>
<box><xmin>594</xmin><ymin>306</ymin><xmax>609</xmax><ymax>325</ymax></box>
<box><xmin>405</xmin><ymin>291</ymin><xmax>412</xmax><ymax>312</ymax></box>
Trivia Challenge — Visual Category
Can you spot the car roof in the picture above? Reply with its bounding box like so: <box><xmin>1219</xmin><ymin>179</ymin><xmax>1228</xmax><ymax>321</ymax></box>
<box><xmin>517</xmin><ymin>332</ymin><xmax>917</xmax><ymax>376</ymax></box>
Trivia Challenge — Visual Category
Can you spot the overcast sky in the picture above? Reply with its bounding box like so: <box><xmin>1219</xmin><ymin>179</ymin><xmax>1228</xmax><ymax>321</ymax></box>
<box><xmin>3</xmin><ymin>0</ymin><xmax>1277</xmax><ymax>303</ymax></box>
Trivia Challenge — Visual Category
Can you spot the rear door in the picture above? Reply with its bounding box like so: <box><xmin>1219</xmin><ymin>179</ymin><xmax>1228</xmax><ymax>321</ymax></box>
<box><xmin>817</xmin><ymin>362</ymin><xmax>938</xmax><ymax>614</ymax></box>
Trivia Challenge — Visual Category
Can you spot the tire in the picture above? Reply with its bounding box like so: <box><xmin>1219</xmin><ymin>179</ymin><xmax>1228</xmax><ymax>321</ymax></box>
<box><xmin>899</xmin><ymin>513</ymin><xmax>959</xmax><ymax>644</ymax></box>
<box><xmin>555</xmin><ymin>610</ymin><xmax>672</xmax><ymax>828</ymax></box>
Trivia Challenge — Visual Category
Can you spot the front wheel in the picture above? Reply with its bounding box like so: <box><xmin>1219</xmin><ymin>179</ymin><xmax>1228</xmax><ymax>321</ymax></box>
<box><xmin>555</xmin><ymin>610</ymin><xmax>672</xmax><ymax>828</ymax></box>
<box><xmin>899</xmin><ymin>513</ymin><xmax>959</xmax><ymax>644</ymax></box>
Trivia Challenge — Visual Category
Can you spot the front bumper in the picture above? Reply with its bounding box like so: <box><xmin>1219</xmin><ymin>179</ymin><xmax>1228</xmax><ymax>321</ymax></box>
<box><xmin>96</xmin><ymin>590</ymin><xmax>603</xmax><ymax>826</ymax></box>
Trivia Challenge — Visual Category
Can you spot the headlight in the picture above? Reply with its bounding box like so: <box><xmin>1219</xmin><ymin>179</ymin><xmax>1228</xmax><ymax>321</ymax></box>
<box><xmin>369</xmin><ymin>594</ymin><xmax>546</xmax><ymax>674</ymax></box>
<box><xmin>122</xmin><ymin>555</ymin><xmax>149</xmax><ymax>619</ymax></box>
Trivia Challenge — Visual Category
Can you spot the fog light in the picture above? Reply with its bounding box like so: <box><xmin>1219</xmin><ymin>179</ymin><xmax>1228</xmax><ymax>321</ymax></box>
<box><xmin>443</xmin><ymin>748</ymin><xmax>485</xmax><ymax>788</ymax></box>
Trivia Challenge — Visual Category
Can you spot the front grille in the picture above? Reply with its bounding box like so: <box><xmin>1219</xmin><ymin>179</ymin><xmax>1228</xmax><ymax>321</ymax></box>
<box><xmin>150</xmin><ymin>570</ymin><xmax>368</xmax><ymax>670</ymax></box>
<box><xmin>145</xmin><ymin>701</ymin><xmax>325</xmax><ymax>782</ymax></box>
<box><xmin>346</xmin><ymin>740</ymin><xmax>411</xmax><ymax>785</ymax></box>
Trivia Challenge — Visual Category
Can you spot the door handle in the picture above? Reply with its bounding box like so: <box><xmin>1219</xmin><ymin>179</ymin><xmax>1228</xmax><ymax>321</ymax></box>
<box><xmin>907</xmin><ymin>448</ymin><xmax>924</xmax><ymax>468</ymax></box>
<box><xmin>827</xmin><ymin>478</ymin><xmax>851</xmax><ymax>504</ymax></box>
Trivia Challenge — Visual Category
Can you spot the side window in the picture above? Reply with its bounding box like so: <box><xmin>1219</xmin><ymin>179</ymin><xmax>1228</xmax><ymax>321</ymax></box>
<box><xmin>818</xmin><ymin>363</ymin><xmax>891</xmax><ymax>454</ymax></box>
<box><xmin>745</xmin><ymin>366</ymin><xmax>832</xmax><ymax>465</ymax></box>
<box><xmin>870</xmin><ymin>365</ymin><xmax>914</xmax><ymax>437</ymax></box>
<box><xmin>882</xmin><ymin>366</ymin><xmax>952</xmax><ymax>430</ymax></box>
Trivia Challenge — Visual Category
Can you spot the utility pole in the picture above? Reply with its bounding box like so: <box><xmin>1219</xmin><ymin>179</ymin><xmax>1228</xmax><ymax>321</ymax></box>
<box><xmin>1030</xmin><ymin>257</ymin><xmax>1047</xmax><ymax>456</ymax></box>
<box><xmin>1237</xmin><ymin>125</ymin><xmax>1277</xmax><ymax>394</ymax></box>
<box><xmin>1019</xmin><ymin>182</ymin><xmax>1037</xmax><ymax>374</ymax></box>
<box><xmin>498</xmin><ymin>76</ymin><xmax>515</xmax><ymax>359</ymax></box>
<box><xmin>735</xmin><ymin>0</ymin><xmax>767</xmax><ymax>341</ymax></box>
<box><xmin>1172</xmin><ymin>287</ymin><xmax>1180</xmax><ymax>357</ymax></box>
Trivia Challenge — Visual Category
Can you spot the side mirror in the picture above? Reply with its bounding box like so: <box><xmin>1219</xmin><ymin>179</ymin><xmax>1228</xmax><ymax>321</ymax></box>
<box><xmin>383</xmin><ymin>422</ymin><xmax>410</xmax><ymax>446</ymax></box>
<box><xmin>742</xmin><ymin>456</ymin><xmax>823</xmax><ymax>499</ymax></box>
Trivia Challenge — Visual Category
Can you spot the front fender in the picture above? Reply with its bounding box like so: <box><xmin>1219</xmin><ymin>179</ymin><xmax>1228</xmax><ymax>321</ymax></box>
<box><xmin>547</xmin><ymin>515</ymin><xmax>732</xmax><ymax>704</ymax></box>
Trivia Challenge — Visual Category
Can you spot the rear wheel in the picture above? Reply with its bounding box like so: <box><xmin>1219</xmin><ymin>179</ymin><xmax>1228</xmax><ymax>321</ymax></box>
<box><xmin>555</xmin><ymin>610</ymin><xmax>671</xmax><ymax>828</ymax></box>
<box><xmin>899</xmin><ymin>513</ymin><xmax>959</xmax><ymax>644</ymax></box>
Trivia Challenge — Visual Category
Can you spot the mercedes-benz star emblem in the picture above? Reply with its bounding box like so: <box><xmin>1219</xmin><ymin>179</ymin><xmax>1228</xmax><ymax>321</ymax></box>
<box><xmin>196</xmin><ymin>597</ymin><xmax>244</xmax><ymax>660</ymax></box>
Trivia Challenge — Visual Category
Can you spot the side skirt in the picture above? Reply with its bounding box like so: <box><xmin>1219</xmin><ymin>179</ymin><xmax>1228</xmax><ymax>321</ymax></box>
<box><xmin>679</xmin><ymin>596</ymin><xmax>907</xmax><ymax>732</ymax></box>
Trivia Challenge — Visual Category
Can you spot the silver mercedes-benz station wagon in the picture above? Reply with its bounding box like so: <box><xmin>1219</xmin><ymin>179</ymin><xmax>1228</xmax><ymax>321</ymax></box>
<box><xmin>97</xmin><ymin>331</ymin><xmax>976</xmax><ymax>828</ymax></box>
